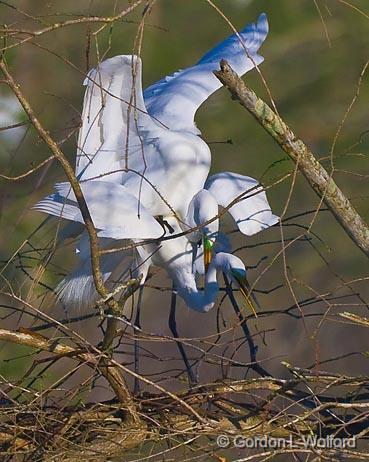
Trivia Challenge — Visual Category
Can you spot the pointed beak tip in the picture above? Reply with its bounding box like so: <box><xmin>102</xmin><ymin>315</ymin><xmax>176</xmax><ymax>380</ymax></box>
<box><xmin>237</xmin><ymin>277</ymin><xmax>258</xmax><ymax>318</ymax></box>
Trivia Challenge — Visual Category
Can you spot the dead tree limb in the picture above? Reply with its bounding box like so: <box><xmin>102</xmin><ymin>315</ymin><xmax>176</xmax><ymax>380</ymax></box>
<box><xmin>0</xmin><ymin>328</ymin><xmax>141</xmax><ymax>426</ymax></box>
<box><xmin>214</xmin><ymin>60</ymin><xmax>369</xmax><ymax>258</ymax></box>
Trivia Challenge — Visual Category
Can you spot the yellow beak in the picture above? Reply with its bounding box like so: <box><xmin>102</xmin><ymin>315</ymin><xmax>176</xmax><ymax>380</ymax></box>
<box><xmin>203</xmin><ymin>237</ymin><xmax>213</xmax><ymax>273</ymax></box>
<box><xmin>235</xmin><ymin>276</ymin><xmax>258</xmax><ymax>318</ymax></box>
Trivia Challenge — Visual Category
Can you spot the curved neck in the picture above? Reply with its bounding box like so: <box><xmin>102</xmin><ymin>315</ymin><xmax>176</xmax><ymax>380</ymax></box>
<box><xmin>175</xmin><ymin>262</ymin><xmax>219</xmax><ymax>313</ymax></box>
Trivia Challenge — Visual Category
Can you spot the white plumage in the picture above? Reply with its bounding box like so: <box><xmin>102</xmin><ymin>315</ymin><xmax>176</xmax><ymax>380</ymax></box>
<box><xmin>205</xmin><ymin>172</ymin><xmax>279</xmax><ymax>235</ymax></box>
<box><xmin>34</xmin><ymin>13</ymin><xmax>276</xmax><ymax>310</ymax></box>
<box><xmin>75</xmin><ymin>54</ymin><xmax>212</xmax><ymax>219</ymax></box>
<box><xmin>35</xmin><ymin>180</ymin><xmax>164</xmax><ymax>239</ymax></box>
<box><xmin>144</xmin><ymin>13</ymin><xmax>268</xmax><ymax>133</ymax></box>
<box><xmin>183</xmin><ymin>189</ymin><xmax>219</xmax><ymax>244</ymax></box>
<box><xmin>56</xmin><ymin>233</ymin><xmax>151</xmax><ymax>309</ymax></box>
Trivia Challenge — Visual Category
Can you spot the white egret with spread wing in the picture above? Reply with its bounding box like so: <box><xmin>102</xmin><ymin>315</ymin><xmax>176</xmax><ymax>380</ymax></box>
<box><xmin>34</xmin><ymin>13</ymin><xmax>270</xmax><ymax>309</ymax></box>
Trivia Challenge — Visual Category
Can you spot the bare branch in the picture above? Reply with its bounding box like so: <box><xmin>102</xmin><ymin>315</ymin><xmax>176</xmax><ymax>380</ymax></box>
<box><xmin>214</xmin><ymin>60</ymin><xmax>369</xmax><ymax>258</ymax></box>
<box><xmin>0</xmin><ymin>57</ymin><xmax>139</xmax><ymax>421</ymax></box>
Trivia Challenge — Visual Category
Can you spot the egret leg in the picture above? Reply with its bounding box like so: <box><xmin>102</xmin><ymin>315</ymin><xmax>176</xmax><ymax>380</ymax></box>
<box><xmin>223</xmin><ymin>273</ymin><xmax>268</xmax><ymax>377</ymax></box>
<box><xmin>169</xmin><ymin>284</ymin><xmax>197</xmax><ymax>387</ymax></box>
<box><xmin>133</xmin><ymin>285</ymin><xmax>144</xmax><ymax>395</ymax></box>
<box><xmin>157</xmin><ymin>215</ymin><xmax>175</xmax><ymax>234</ymax></box>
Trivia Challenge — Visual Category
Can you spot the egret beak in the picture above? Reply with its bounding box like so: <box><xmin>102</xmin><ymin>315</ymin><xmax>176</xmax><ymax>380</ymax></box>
<box><xmin>203</xmin><ymin>236</ymin><xmax>214</xmax><ymax>273</ymax></box>
<box><xmin>234</xmin><ymin>275</ymin><xmax>258</xmax><ymax>318</ymax></box>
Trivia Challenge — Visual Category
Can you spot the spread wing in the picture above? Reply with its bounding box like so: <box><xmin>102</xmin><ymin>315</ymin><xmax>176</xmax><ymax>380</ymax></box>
<box><xmin>144</xmin><ymin>13</ymin><xmax>268</xmax><ymax>133</ymax></box>
<box><xmin>34</xmin><ymin>180</ymin><xmax>164</xmax><ymax>239</ymax></box>
<box><xmin>76</xmin><ymin>55</ymin><xmax>157</xmax><ymax>182</ymax></box>
<box><xmin>205</xmin><ymin>172</ymin><xmax>279</xmax><ymax>236</ymax></box>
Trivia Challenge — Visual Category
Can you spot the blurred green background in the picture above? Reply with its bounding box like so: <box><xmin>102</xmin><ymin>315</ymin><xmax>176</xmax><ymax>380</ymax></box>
<box><xmin>1</xmin><ymin>0</ymin><xmax>369</xmax><ymax>399</ymax></box>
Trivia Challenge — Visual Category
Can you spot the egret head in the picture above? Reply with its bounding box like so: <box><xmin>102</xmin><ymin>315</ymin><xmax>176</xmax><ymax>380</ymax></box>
<box><xmin>187</xmin><ymin>189</ymin><xmax>219</xmax><ymax>273</ymax></box>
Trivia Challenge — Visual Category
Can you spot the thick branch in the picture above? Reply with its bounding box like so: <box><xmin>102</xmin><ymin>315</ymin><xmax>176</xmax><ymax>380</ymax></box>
<box><xmin>214</xmin><ymin>60</ymin><xmax>369</xmax><ymax>258</ymax></box>
<box><xmin>0</xmin><ymin>328</ymin><xmax>139</xmax><ymax>422</ymax></box>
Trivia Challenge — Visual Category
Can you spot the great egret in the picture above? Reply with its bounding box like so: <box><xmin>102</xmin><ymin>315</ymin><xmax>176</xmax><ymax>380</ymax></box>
<box><xmin>34</xmin><ymin>13</ymin><xmax>270</xmax><ymax>308</ymax></box>
<box><xmin>31</xmin><ymin>13</ymin><xmax>274</xmax><ymax>391</ymax></box>
<box><xmin>145</xmin><ymin>217</ymin><xmax>256</xmax><ymax>385</ymax></box>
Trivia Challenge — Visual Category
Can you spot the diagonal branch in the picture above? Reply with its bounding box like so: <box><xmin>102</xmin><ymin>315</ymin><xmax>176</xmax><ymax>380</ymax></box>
<box><xmin>0</xmin><ymin>58</ymin><xmax>105</xmax><ymax>302</ymax></box>
<box><xmin>214</xmin><ymin>60</ymin><xmax>369</xmax><ymax>258</ymax></box>
<box><xmin>0</xmin><ymin>328</ymin><xmax>138</xmax><ymax>422</ymax></box>
<box><xmin>0</xmin><ymin>1</ymin><xmax>145</xmax><ymax>52</ymax></box>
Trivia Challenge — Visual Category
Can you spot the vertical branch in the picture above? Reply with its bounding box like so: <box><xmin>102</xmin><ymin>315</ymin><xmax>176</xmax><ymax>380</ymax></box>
<box><xmin>0</xmin><ymin>58</ymin><xmax>139</xmax><ymax>421</ymax></box>
<box><xmin>0</xmin><ymin>59</ymin><xmax>105</xmax><ymax>298</ymax></box>
<box><xmin>214</xmin><ymin>60</ymin><xmax>369</xmax><ymax>258</ymax></box>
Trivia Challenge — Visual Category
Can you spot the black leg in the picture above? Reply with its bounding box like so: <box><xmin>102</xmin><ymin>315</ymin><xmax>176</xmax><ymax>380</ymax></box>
<box><xmin>133</xmin><ymin>285</ymin><xmax>144</xmax><ymax>395</ymax></box>
<box><xmin>157</xmin><ymin>215</ymin><xmax>175</xmax><ymax>234</ymax></box>
<box><xmin>169</xmin><ymin>284</ymin><xmax>197</xmax><ymax>387</ymax></box>
<box><xmin>223</xmin><ymin>273</ymin><xmax>269</xmax><ymax>378</ymax></box>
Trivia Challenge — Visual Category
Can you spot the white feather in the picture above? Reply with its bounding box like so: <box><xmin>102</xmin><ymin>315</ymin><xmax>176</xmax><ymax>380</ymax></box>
<box><xmin>57</xmin><ymin>233</ymin><xmax>151</xmax><ymax>309</ymax></box>
<box><xmin>144</xmin><ymin>13</ymin><xmax>268</xmax><ymax>133</ymax></box>
<box><xmin>183</xmin><ymin>189</ymin><xmax>219</xmax><ymax>243</ymax></box>
<box><xmin>205</xmin><ymin>172</ymin><xmax>279</xmax><ymax>235</ymax></box>
<box><xmin>34</xmin><ymin>180</ymin><xmax>164</xmax><ymax>239</ymax></box>
<box><xmin>76</xmin><ymin>55</ymin><xmax>156</xmax><ymax>183</ymax></box>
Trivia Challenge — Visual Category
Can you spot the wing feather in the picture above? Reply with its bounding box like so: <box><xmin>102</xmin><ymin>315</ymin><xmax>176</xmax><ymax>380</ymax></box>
<box><xmin>34</xmin><ymin>180</ymin><xmax>164</xmax><ymax>239</ymax></box>
<box><xmin>205</xmin><ymin>172</ymin><xmax>279</xmax><ymax>236</ymax></box>
<box><xmin>144</xmin><ymin>13</ymin><xmax>268</xmax><ymax>133</ymax></box>
<box><xmin>76</xmin><ymin>55</ymin><xmax>156</xmax><ymax>182</ymax></box>
<box><xmin>57</xmin><ymin>233</ymin><xmax>151</xmax><ymax>309</ymax></box>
